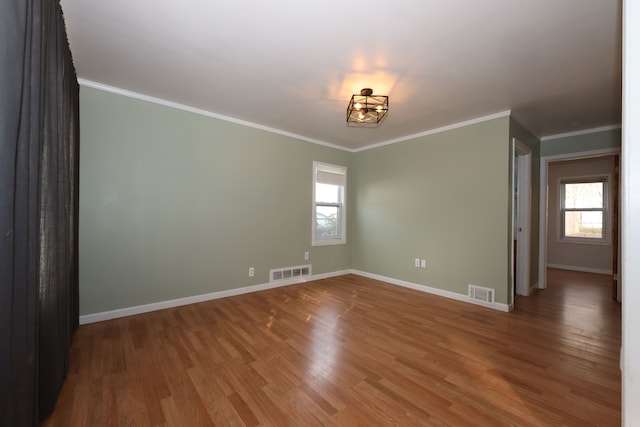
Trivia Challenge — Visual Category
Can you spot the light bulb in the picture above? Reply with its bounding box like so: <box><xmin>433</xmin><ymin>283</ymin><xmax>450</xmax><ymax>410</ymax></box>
<box><xmin>355</xmin><ymin>103</ymin><xmax>362</xmax><ymax>109</ymax></box>
<box><xmin>358</xmin><ymin>111</ymin><xmax>365</xmax><ymax>119</ymax></box>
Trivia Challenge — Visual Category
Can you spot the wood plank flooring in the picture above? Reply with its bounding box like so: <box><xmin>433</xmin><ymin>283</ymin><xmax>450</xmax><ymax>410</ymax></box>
<box><xmin>42</xmin><ymin>269</ymin><xmax>621</xmax><ymax>426</ymax></box>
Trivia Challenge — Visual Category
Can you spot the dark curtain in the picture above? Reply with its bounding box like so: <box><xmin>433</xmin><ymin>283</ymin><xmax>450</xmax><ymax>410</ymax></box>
<box><xmin>0</xmin><ymin>0</ymin><xmax>79</xmax><ymax>425</ymax></box>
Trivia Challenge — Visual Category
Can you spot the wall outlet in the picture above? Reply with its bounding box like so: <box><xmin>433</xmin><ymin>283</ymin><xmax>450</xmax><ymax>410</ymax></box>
<box><xmin>249</xmin><ymin>267</ymin><xmax>255</xmax><ymax>277</ymax></box>
<box><xmin>420</xmin><ymin>259</ymin><xmax>427</xmax><ymax>268</ymax></box>
<box><xmin>415</xmin><ymin>258</ymin><xmax>420</xmax><ymax>268</ymax></box>
<box><xmin>304</xmin><ymin>251</ymin><xmax>309</xmax><ymax>260</ymax></box>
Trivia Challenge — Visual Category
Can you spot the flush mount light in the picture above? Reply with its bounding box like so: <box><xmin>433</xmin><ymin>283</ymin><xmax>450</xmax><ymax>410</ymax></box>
<box><xmin>346</xmin><ymin>88</ymin><xmax>389</xmax><ymax>127</ymax></box>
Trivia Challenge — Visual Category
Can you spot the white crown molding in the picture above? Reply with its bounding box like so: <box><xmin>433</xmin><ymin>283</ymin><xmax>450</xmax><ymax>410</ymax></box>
<box><xmin>77</xmin><ymin>78</ymin><xmax>352</xmax><ymax>153</ymax></box>
<box><xmin>353</xmin><ymin>110</ymin><xmax>512</xmax><ymax>152</ymax></box>
<box><xmin>79</xmin><ymin>79</ymin><xmax>515</xmax><ymax>154</ymax></box>
<box><xmin>541</xmin><ymin>124</ymin><xmax>622</xmax><ymax>141</ymax></box>
<box><xmin>541</xmin><ymin>146</ymin><xmax>620</xmax><ymax>162</ymax></box>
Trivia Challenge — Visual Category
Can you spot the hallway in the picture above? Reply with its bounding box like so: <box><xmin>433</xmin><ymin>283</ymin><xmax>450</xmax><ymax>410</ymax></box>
<box><xmin>516</xmin><ymin>268</ymin><xmax>621</xmax><ymax>335</ymax></box>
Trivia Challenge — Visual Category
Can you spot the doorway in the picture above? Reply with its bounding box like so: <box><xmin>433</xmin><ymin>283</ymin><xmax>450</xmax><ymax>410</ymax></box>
<box><xmin>513</xmin><ymin>139</ymin><xmax>532</xmax><ymax>298</ymax></box>
<box><xmin>538</xmin><ymin>148</ymin><xmax>621</xmax><ymax>299</ymax></box>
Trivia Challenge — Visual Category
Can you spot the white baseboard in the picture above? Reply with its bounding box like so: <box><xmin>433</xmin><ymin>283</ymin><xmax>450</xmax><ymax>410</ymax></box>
<box><xmin>350</xmin><ymin>270</ymin><xmax>511</xmax><ymax>312</ymax></box>
<box><xmin>79</xmin><ymin>268</ymin><xmax>514</xmax><ymax>324</ymax></box>
<box><xmin>79</xmin><ymin>269</ymin><xmax>351</xmax><ymax>325</ymax></box>
<box><xmin>547</xmin><ymin>263</ymin><xmax>612</xmax><ymax>275</ymax></box>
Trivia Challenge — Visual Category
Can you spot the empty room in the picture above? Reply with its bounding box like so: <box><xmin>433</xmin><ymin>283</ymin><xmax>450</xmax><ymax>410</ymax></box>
<box><xmin>3</xmin><ymin>0</ymin><xmax>639</xmax><ymax>426</ymax></box>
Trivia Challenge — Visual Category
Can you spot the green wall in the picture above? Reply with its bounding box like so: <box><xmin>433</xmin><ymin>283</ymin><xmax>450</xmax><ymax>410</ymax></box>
<box><xmin>80</xmin><ymin>86</ymin><xmax>531</xmax><ymax>315</ymax></box>
<box><xmin>541</xmin><ymin>128</ymin><xmax>621</xmax><ymax>157</ymax></box>
<box><xmin>79</xmin><ymin>87</ymin><xmax>351</xmax><ymax>315</ymax></box>
<box><xmin>350</xmin><ymin>117</ymin><xmax>513</xmax><ymax>304</ymax></box>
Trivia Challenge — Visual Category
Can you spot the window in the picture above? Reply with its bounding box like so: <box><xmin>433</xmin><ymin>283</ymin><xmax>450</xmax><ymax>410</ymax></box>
<box><xmin>312</xmin><ymin>162</ymin><xmax>346</xmax><ymax>246</ymax></box>
<box><xmin>560</xmin><ymin>178</ymin><xmax>608</xmax><ymax>243</ymax></box>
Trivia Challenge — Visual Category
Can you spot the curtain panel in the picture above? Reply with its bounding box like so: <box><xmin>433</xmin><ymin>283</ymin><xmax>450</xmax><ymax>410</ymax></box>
<box><xmin>0</xmin><ymin>0</ymin><xmax>79</xmax><ymax>425</ymax></box>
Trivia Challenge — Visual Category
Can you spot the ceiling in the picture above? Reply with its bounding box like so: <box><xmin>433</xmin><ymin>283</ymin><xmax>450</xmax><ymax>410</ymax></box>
<box><xmin>59</xmin><ymin>0</ymin><xmax>622</xmax><ymax>151</ymax></box>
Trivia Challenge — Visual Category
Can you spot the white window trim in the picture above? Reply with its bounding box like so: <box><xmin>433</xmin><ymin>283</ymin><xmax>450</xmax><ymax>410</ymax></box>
<box><xmin>312</xmin><ymin>161</ymin><xmax>347</xmax><ymax>246</ymax></box>
<box><xmin>557</xmin><ymin>174</ymin><xmax>612</xmax><ymax>246</ymax></box>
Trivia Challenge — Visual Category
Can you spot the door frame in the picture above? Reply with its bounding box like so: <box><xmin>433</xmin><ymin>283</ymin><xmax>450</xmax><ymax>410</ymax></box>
<box><xmin>513</xmin><ymin>139</ymin><xmax>532</xmax><ymax>297</ymax></box>
<box><xmin>537</xmin><ymin>147</ymin><xmax>621</xmax><ymax>290</ymax></box>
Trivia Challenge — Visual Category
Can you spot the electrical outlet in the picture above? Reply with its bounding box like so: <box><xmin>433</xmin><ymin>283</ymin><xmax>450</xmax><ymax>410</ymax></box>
<box><xmin>415</xmin><ymin>258</ymin><xmax>420</xmax><ymax>268</ymax></box>
<box><xmin>421</xmin><ymin>259</ymin><xmax>427</xmax><ymax>268</ymax></box>
<box><xmin>249</xmin><ymin>267</ymin><xmax>255</xmax><ymax>277</ymax></box>
<box><xmin>304</xmin><ymin>251</ymin><xmax>309</xmax><ymax>260</ymax></box>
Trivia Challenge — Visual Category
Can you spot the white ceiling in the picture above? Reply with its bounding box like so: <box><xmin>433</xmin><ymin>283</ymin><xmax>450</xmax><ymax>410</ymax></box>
<box><xmin>60</xmin><ymin>0</ymin><xmax>622</xmax><ymax>151</ymax></box>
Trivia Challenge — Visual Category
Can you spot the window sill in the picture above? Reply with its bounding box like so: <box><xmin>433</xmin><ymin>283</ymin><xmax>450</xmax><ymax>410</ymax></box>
<box><xmin>312</xmin><ymin>239</ymin><xmax>346</xmax><ymax>247</ymax></box>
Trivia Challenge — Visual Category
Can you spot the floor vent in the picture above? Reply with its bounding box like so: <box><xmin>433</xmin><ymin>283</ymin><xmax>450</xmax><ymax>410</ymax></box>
<box><xmin>468</xmin><ymin>284</ymin><xmax>495</xmax><ymax>304</ymax></box>
<box><xmin>270</xmin><ymin>264</ymin><xmax>312</xmax><ymax>282</ymax></box>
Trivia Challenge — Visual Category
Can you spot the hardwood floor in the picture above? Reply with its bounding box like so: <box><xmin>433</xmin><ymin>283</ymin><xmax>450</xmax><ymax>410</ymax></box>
<box><xmin>42</xmin><ymin>269</ymin><xmax>621</xmax><ymax>426</ymax></box>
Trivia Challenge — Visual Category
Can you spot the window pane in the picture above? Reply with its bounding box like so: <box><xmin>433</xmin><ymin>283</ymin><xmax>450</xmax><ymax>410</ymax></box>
<box><xmin>564</xmin><ymin>211</ymin><xmax>603</xmax><ymax>238</ymax></box>
<box><xmin>312</xmin><ymin>161</ymin><xmax>346</xmax><ymax>246</ymax></box>
<box><xmin>564</xmin><ymin>182</ymin><xmax>603</xmax><ymax>209</ymax></box>
<box><xmin>316</xmin><ymin>183</ymin><xmax>340</xmax><ymax>203</ymax></box>
<box><xmin>316</xmin><ymin>205</ymin><xmax>340</xmax><ymax>239</ymax></box>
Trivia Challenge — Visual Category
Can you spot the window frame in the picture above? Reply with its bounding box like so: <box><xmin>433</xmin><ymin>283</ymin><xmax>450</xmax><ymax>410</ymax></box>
<box><xmin>312</xmin><ymin>161</ymin><xmax>347</xmax><ymax>246</ymax></box>
<box><xmin>558</xmin><ymin>175</ymin><xmax>611</xmax><ymax>245</ymax></box>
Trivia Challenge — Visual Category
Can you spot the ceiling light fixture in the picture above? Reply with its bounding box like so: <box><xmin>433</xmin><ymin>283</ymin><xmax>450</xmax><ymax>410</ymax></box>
<box><xmin>346</xmin><ymin>88</ymin><xmax>388</xmax><ymax>127</ymax></box>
